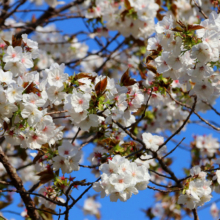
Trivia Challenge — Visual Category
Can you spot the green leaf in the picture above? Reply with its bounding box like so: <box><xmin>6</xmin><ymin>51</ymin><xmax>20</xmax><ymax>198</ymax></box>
<box><xmin>113</xmin><ymin>145</ymin><xmax>124</xmax><ymax>153</ymax></box>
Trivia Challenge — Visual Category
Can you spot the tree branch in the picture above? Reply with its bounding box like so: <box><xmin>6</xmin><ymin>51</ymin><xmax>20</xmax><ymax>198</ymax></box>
<box><xmin>0</xmin><ymin>147</ymin><xmax>40</xmax><ymax>220</ymax></box>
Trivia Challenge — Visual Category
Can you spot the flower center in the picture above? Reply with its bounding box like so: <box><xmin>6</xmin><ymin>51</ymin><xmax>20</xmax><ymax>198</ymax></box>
<box><xmin>64</xmin><ymin>150</ymin><xmax>69</xmax><ymax>155</ymax></box>
<box><xmin>118</xmin><ymin>179</ymin><xmax>124</xmax><ymax>183</ymax></box>
<box><xmin>78</xmin><ymin>99</ymin><xmax>83</xmax><ymax>104</ymax></box>
<box><xmin>32</xmin><ymin>135</ymin><xmax>38</xmax><ymax>140</ymax></box>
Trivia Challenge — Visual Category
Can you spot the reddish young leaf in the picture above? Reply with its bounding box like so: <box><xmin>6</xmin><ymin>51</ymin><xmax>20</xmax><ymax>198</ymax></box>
<box><xmin>36</xmin><ymin>168</ymin><xmax>55</xmax><ymax>184</ymax></box>
<box><xmin>120</xmin><ymin>69</ymin><xmax>136</xmax><ymax>86</ymax></box>
<box><xmin>124</xmin><ymin>0</ymin><xmax>131</xmax><ymax>9</ymax></box>
<box><xmin>95</xmin><ymin>77</ymin><xmax>108</xmax><ymax>96</ymax></box>
<box><xmin>23</xmin><ymin>82</ymin><xmax>41</xmax><ymax>94</ymax></box>
<box><xmin>187</xmin><ymin>25</ymin><xmax>204</xmax><ymax>31</ymax></box>
<box><xmin>139</xmin><ymin>70</ymin><xmax>147</xmax><ymax>80</ymax></box>
<box><xmin>12</xmin><ymin>35</ymin><xmax>22</xmax><ymax>47</ymax></box>
<box><xmin>75</xmin><ymin>72</ymin><xmax>97</xmax><ymax>82</ymax></box>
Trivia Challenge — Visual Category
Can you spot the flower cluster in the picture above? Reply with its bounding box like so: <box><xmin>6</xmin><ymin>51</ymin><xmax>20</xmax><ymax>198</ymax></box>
<box><xmin>52</xmin><ymin>141</ymin><xmax>82</xmax><ymax>174</ymax></box>
<box><xmin>173</xmin><ymin>0</ymin><xmax>212</xmax><ymax>24</ymax></box>
<box><xmin>178</xmin><ymin>166</ymin><xmax>212</xmax><ymax>210</ymax></box>
<box><xmin>32</xmin><ymin>24</ymin><xmax>89</xmax><ymax>67</ymax></box>
<box><xmin>93</xmin><ymin>155</ymin><xmax>151</xmax><ymax>202</ymax></box>
<box><xmin>0</xmin><ymin>35</ymin><xmax>85</xmax><ymax>180</ymax></box>
<box><xmin>1</xmin><ymin>1</ymin><xmax>220</xmax><ymax>218</ymax></box>
<box><xmin>193</xmin><ymin>134</ymin><xmax>219</xmax><ymax>158</ymax></box>
<box><xmin>72</xmin><ymin>0</ymin><xmax>159</xmax><ymax>39</ymax></box>
<box><xmin>146</xmin><ymin>11</ymin><xmax>220</xmax><ymax>109</ymax></box>
<box><xmin>63</xmin><ymin>72</ymin><xmax>148</xmax><ymax>130</ymax></box>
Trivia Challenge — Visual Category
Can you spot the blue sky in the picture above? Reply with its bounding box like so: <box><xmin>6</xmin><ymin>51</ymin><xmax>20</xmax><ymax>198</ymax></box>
<box><xmin>2</xmin><ymin>1</ymin><xmax>220</xmax><ymax>220</ymax></box>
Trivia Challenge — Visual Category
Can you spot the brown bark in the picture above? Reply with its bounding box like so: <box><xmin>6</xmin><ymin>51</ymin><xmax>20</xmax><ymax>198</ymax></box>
<box><xmin>0</xmin><ymin>140</ymin><xmax>40</xmax><ymax>220</ymax></box>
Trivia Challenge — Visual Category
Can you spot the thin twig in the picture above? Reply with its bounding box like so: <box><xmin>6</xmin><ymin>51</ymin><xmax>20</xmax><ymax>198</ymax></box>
<box><xmin>167</xmin><ymin>90</ymin><xmax>220</xmax><ymax>131</ymax></box>
<box><xmin>147</xmin><ymin>185</ymin><xmax>182</xmax><ymax>193</ymax></box>
<box><xmin>149</xmin><ymin>169</ymin><xmax>173</xmax><ymax>180</ymax></box>
<box><xmin>71</xmin><ymin>128</ymin><xmax>81</xmax><ymax>144</ymax></box>
<box><xmin>193</xmin><ymin>0</ymin><xmax>208</xmax><ymax>19</ymax></box>
<box><xmin>161</xmin><ymin>137</ymin><xmax>185</xmax><ymax>159</ymax></box>
<box><xmin>202</xmin><ymin>100</ymin><xmax>220</xmax><ymax>116</ymax></box>
<box><xmin>158</xmin><ymin>91</ymin><xmax>197</xmax><ymax>151</ymax></box>
<box><xmin>0</xmin><ymin>189</ymin><xmax>65</xmax><ymax>206</ymax></box>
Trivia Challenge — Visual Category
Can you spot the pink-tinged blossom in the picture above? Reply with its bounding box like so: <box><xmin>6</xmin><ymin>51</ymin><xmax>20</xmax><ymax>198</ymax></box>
<box><xmin>147</xmin><ymin>36</ymin><xmax>161</xmax><ymax>51</ymax></box>
<box><xmin>155</xmin><ymin>52</ymin><xmax>171</xmax><ymax>73</ymax></box>
<box><xmin>135</xmin><ymin>154</ymin><xmax>156</xmax><ymax>169</ymax></box>
<box><xmin>194</xmin><ymin>134</ymin><xmax>219</xmax><ymax>157</ymax></box>
<box><xmin>115</xmin><ymin>93</ymin><xmax>128</xmax><ymax>112</ymax></box>
<box><xmin>58</xmin><ymin>141</ymin><xmax>78</xmax><ymax>159</ymax></box>
<box><xmin>3</xmin><ymin>46</ymin><xmax>22</xmax><ymax>63</ymax></box>
<box><xmin>23</xmin><ymin>93</ymin><xmax>46</xmax><ymax>107</ymax></box>
<box><xmin>100</xmin><ymin>162</ymin><xmax>119</xmax><ymax>176</ymax></box>
<box><xmin>93</xmin><ymin>155</ymin><xmax>150</xmax><ymax>202</ymax></box>
<box><xmin>155</xmin><ymin>16</ymin><xmax>173</xmax><ymax>33</ymax></box>
<box><xmin>109</xmin><ymin>173</ymin><xmax>132</xmax><ymax>192</ymax></box>
<box><xmin>21</xmin><ymin>103</ymin><xmax>43</xmax><ymax>126</ymax></box>
<box><xmin>47</xmin><ymin>63</ymin><xmax>68</xmax><ymax>87</ymax></box>
<box><xmin>37</xmin><ymin>120</ymin><xmax>57</xmax><ymax>140</ymax></box>
<box><xmin>20</xmin><ymin>53</ymin><xmax>34</xmax><ymax>69</ymax></box>
<box><xmin>189</xmin><ymin>80</ymin><xmax>214</xmax><ymax>101</ymax></box>
<box><xmin>166</xmin><ymin>53</ymin><xmax>183</xmax><ymax>70</ymax></box>
<box><xmin>187</xmin><ymin>64</ymin><xmax>214</xmax><ymax>79</ymax></box>
<box><xmin>38</xmin><ymin>188</ymin><xmax>56</xmax><ymax>210</ymax></box>
<box><xmin>47</xmin><ymin>85</ymin><xmax>66</xmax><ymax>106</ymax></box>
<box><xmin>202</xmin><ymin>30</ymin><xmax>219</xmax><ymax>49</ymax></box>
<box><xmin>53</xmin><ymin>155</ymin><xmax>69</xmax><ymax>174</ymax></box>
<box><xmin>26</xmin><ymin>131</ymin><xmax>47</xmax><ymax>149</ymax></box>
<box><xmin>66</xmin><ymin>90</ymin><xmax>91</xmax><ymax>113</ymax></box>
